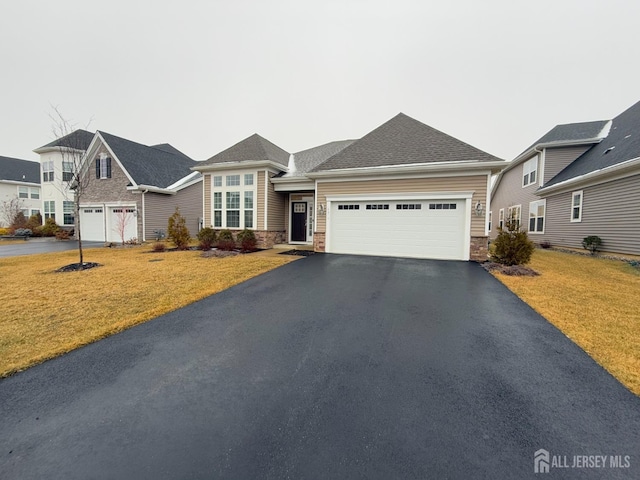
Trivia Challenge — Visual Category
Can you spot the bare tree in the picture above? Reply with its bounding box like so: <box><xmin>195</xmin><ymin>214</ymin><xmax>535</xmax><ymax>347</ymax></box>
<box><xmin>49</xmin><ymin>107</ymin><xmax>93</xmax><ymax>268</ymax></box>
<box><xmin>0</xmin><ymin>196</ymin><xmax>26</xmax><ymax>228</ymax></box>
<box><xmin>112</xmin><ymin>208</ymin><xmax>134</xmax><ymax>245</ymax></box>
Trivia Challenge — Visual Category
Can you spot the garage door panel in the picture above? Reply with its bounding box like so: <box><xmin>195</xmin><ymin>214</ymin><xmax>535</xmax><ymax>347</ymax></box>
<box><xmin>328</xmin><ymin>200</ymin><xmax>466</xmax><ymax>260</ymax></box>
<box><xmin>79</xmin><ymin>208</ymin><xmax>106</xmax><ymax>242</ymax></box>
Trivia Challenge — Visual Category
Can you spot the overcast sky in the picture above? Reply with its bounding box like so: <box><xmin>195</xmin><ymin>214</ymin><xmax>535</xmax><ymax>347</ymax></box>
<box><xmin>2</xmin><ymin>0</ymin><xmax>639</xmax><ymax>163</ymax></box>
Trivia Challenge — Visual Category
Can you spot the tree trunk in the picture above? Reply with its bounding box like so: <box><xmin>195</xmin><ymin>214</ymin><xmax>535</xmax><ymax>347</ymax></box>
<box><xmin>75</xmin><ymin>192</ymin><xmax>84</xmax><ymax>268</ymax></box>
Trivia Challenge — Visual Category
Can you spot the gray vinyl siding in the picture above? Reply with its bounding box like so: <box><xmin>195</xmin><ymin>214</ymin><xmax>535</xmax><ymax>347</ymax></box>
<box><xmin>543</xmin><ymin>146</ymin><xmax>591</xmax><ymax>184</ymax></box>
<box><xmin>541</xmin><ymin>174</ymin><xmax>640</xmax><ymax>255</ymax></box>
<box><xmin>144</xmin><ymin>180</ymin><xmax>203</xmax><ymax>241</ymax></box>
<box><xmin>490</xmin><ymin>162</ymin><xmax>540</xmax><ymax>238</ymax></box>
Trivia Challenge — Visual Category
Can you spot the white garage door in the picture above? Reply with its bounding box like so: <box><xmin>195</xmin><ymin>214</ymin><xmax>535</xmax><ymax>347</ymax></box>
<box><xmin>79</xmin><ymin>208</ymin><xmax>106</xmax><ymax>242</ymax></box>
<box><xmin>328</xmin><ymin>199</ymin><xmax>467</xmax><ymax>260</ymax></box>
<box><xmin>108</xmin><ymin>207</ymin><xmax>137</xmax><ymax>243</ymax></box>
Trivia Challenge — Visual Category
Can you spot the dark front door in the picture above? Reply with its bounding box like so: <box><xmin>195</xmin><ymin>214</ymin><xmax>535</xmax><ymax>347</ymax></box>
<box><xmin>291</xmin><ymin>202</ymin><xmax>307</xmax><ymax>242</ymax></box>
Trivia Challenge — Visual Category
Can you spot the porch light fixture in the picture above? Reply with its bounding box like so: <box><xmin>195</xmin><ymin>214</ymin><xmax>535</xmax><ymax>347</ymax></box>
<box><xmin>474</xmin><ymin>202</ymin><xmax>484</xmax><ymax>216</ymax></box>
<box><xmin>318</xmin><ymin>204</ymin><xmax>326</xmax><ymax>215</ymax></box>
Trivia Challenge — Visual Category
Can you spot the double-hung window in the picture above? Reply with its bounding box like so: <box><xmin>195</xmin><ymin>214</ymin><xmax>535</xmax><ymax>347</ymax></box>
<box><xmin>529</xmin><ymin>200</ymin><xmax>546</xmax><ymax>233</ymax></box>
<box><xmin>508</xmin><ymin>205</ymin><xmax>521</xmax><ymax>228</ymax></box>
<box><xmin>63</xmin><ymin>162</ymin><xmax>74</xmax><ymax>182</ymax></box>
<box><xmin>96</xmin><ymin>156</ymin><xmax>112</xmax><ymax>179</ymax></box>
<box><xmin>571</xmin><ymin>191</ymin><xmax>583</xmax><ymax>222</ymax></box>
<box><xmin>30</xmin><ymin>188</ymin><xmax>40</xmax><ymax>199</ymax></box>
<box><xmin>498</xmin><ymin>209</ymin><xmax>504</xmax><ymax>229</ymax></box>
<box><xmin>42</xmin><ymin>161</ymin><xmax>54</xmax><ymax>182</ymax></box>
<box><xmin>44</xmin><ymin>201</ymin><xmax>55</xmax><ymax>220</ymax></box>
<box><xmin>523</xmin><ymin>156</ymin><xmax>538</xmax><ymax>187</ymax></box>
<box><xmin>18</xmin><ymin>186</ymin><xmax>28</xmax><ymax>198</ymax></box>
<box><xmin>63</xmin><ymin>201</ymin><xmax>74</xmax><ymax>225</ymax></box>
<box><xmin>211</xmin><ymin>173</ymin><xmax>256</xmax><ymax>229</ymax></box>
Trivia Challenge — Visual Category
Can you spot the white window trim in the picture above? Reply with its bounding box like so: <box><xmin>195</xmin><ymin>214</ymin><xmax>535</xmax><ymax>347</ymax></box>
<box><xmin>210</xmin><ymin>170</ymin><xmax>257</xmax><ymax>229</ymax></box>
<box><xmin>528</xmin><ymin>199</ymin><xmax>546</xmax><ymax>234</ymax></box>
<box><xmin>522</xmin><ymin>156</ymin><xmax>538</xmax><ymax>187</ymax></box>
<box><xmin>507</xmin><ymin>204</ymin><xmax>522</xmax><ymax>227</ymax></box>
<box><xmin>571</xmin><ymin>190</ymin><xmax>583</xmax><ymax>223</ymax></box>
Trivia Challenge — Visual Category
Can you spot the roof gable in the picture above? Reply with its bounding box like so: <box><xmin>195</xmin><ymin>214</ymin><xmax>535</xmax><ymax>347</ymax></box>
<box><xmin>285</xmin><ymin>140</ymin><xmax>356</xmax><ymax>177</ymax></box>
<box><xmin>36</xmin><ymin>129</ymin><xmax>94</xmax><ymax>151</ymax></box>
<box><xmin>312</xmin><ymin>113</ymin><xmax>503</xmax><ymax>172</ymax></box>
<box><xmin>0</xmin><ymin>156</ymin><xmax>40</xmax><ymax>184</ymax></box>
<box><xmin>545</xmin><ymin>101</ymin><xmax>640</xmax><ymax>187</ymax></box>
<box><xmin>97</xmin><ymin>131</ymin><xmax>195</xmax><ymax>189</ymax></box>
<box><xmin>201</xmin><ymin>134</ymin><xmax>289</xmax><ymax>167</ymax></box>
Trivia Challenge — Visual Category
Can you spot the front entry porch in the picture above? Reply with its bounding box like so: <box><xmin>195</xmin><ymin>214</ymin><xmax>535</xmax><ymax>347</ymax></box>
<box><xmin>286</xmin><ymin>193</ymin><xmax>314</xmax><ymax>245</ymax></box>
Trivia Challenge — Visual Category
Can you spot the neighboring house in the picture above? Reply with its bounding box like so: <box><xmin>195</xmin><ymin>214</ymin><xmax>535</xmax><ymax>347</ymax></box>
<box><xmin>33</xmin><ymin>130</ymin><xmax>94</xmax><ymax>229</ymax></box>
<box><xmin>0</xmin><ymin>156</ymin><xmax>41</xmax><ymax>226</ymax></box>
<box><xmin>195</xmin><ymin>114</ymin><xmax>506</xmax><ymax>260</ymax></box>
<box><xmin>491</xmin><ymin>100</ymin><xmax>640</xmax><ymax>256</ymax></box>
<box><xmin>77</xmin><ymin>131</ymin><xmax>202</xmax><ymax>243</ymax></box>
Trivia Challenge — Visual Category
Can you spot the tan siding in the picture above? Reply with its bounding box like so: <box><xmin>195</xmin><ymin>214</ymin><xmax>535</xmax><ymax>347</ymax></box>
<box><xmin>144</xmin><ymin>181</ymin><xmax>203</xmax><ymax>241</ymax></box>
<box><xmin>543</xmin><ymin>146</ymin><xmax>591</xmax><ymax>184</ymax></box>
<box><xmin>316</xmin><ymin>175</ymin><xmax>488</xmax><ymax>236</ymax></box>
<box><xmin>203</xmin><ymin>174</ymin><xmax>211</xmax><ymax>226</ymax></box>
<box><xmin>284</xmin><ymin>194</ymin><xmax>289</xmax><ymax>234</ymax></box>
<box><xmin>267</xmin><ymin>172</ymin><xmax>285</xmax><ymax>230</ymax></box>
<box><xmin>257</xmin><ymin>171</ymin><xmax>265</xmax><ymax>229</ymax></box>
<box><xmin>490</xmin><ymin>165</ymin><xmax>541</xmax><ymax>239</ymax></box>
<box><xmin>542</xmin><ymin>174</ymin><xmax>640</xmax><ymax>255</ymax></box>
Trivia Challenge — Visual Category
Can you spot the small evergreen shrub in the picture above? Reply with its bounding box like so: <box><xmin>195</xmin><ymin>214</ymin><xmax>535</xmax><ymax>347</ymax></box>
<box><xmin>41</xmin><ymin>218</ymin><xmax>61</xmax><ymax>237</ymax></box>
<box><xmin>491</xmin><ymin>218</ymin><xmax>535</xmax><ymax>266</ymax></box>
<box><xmin>197</xmin><ymin>227</ymin><xmax>217</xmax><ymax>250</ymax></box>
<box><xmin>10</xmin><ymin>211</ymin><xmax>28</xmax><ymax>231</ymax></box>
<box><xmin>582</xmin><ymin>236</ymin><xmax>602</xmax><ymax>255</ymax></box>
<box><xmin>167</xmin><ymin>208</ymin><xmax>191</xmax><ymax>250</ymax></box>
<box><xmin>236</xmin><ymin>229</ymin><xmax>257</xmax><ymax>252</ymax></box>
<box><xmin>217</xmin><ymin>229</ymin><xmax>236</xmax><ymax>251</ymax></box>
<box><xmin>26</xmin><ymin>214</ymin><xmax>42</xmax><ymax>236</ymax></box>
<box><xmin>152</xmin><ymin>242</ymin><xmax>166</xmax><ymax>252</ymax></box>
<box><xmin>14</xmin><ymin>228</ymin><xmax>32</xmax><ymax>237</ymax></box>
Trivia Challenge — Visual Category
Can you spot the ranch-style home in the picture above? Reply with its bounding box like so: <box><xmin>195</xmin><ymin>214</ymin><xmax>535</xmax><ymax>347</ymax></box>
<box><xmin>194</xmin><ymin>113</ymin><xmax>506</xmax><ymax>261</ymax></box>
<box><xmin>491</xmin><ymin>100</ymin><xmax>640</xmax><ymax>256</ymax></box>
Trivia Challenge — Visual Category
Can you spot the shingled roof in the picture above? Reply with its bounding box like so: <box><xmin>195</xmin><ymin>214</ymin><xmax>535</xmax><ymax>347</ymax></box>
<box><xmin>544</xmin><ymin>101</ymin><xmax>640</xmax><ymax>188</ymax></box>
<box><xmin>284</xmin><ymin>140</ymin><xmax>356</xmax><ymax>177</ymax></box>
<box><xmin>0</xmin><ymin>156</ymin><xmax>40</xmax><ymax>184</ymax></box>
<box><xmin>36</xmin><ymin>129</ymin><xmax>94</xmax><ymax>151</ymax></box>
<box><xmin>201</xmin><ymin>134</ymin><xmax>289</xmax><ymax>167</ymax></box>
<box><xmin>312</xmin><ymin>113</ymin><xmax>503</xmax><ymax>172</ymax></box>
<box><xmin>98</xmin><ymin>131</ymin><xmax>195</xmax><ymax>189</ymax></box>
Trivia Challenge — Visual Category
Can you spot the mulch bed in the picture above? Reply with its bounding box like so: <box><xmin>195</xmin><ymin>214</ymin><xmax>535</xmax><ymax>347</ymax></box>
<box><xmin>482</xmin><ymin>262</ymin><xmax>539</xmax><ymax>276</ymax></box>
<box><xmin>56</xmin><ymin>262</ymin><xmax>102</xmax><ymax>273</ymax></box>
<box><xmin>279</xmin><ymin>250</ymin><xmax>316</xmax><ymax>257</ymax></box>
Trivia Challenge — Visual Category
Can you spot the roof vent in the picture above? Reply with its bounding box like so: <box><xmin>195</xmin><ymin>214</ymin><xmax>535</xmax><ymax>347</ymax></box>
<box><xmin>603</xmin><ymin>146</ymin><xmax>615</xmax><ymax>155</ymax></box>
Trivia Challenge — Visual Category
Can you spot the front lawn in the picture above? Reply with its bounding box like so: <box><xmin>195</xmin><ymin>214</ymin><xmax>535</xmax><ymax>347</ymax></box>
<box><xmin>491</xmin><ymin>249</ymin><xmax>640</xmax><ymax>395</ymax></box>
<box><xmin>0</xmin><ymin>247</ymin><xmax>296</xmax><ymax>377</ymax></box>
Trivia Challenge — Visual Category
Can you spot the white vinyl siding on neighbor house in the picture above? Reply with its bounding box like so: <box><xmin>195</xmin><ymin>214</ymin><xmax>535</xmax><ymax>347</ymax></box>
<box><xmin>571</xmin><ymin>191</ymin><xmax>583</xmax><ymax>222</ymax></box>
<box><xmin>522</xmin><ymin>156</ymin><xmax>538</xmax><ymax>187</ymax></box>
<box><xmin>211</xmin><ymin>171</ymin><xmax>256</xmax><ymax>229</ymax></box>
<box><xmin>529</xmin><ymin>200</ymin><xmax>545</xmax><ymax>233</ymax></box>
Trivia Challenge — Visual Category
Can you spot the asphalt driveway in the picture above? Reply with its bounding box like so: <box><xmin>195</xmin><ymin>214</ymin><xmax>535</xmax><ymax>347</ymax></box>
<box><xmin>0</xmin><ymin>238</ymin><xmax>104</xmax><ymax>258</ymax></box>
<box><xmin>1</xmin><ymin>254</ymin><xmax>638</xmax><ymax>479</ymax></box>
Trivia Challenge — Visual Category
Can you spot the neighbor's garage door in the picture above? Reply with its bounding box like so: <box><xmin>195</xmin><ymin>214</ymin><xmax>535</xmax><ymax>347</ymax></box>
<box><xmin>328</xmin><ymin>199</ymin><xmax>466</xmax><ymax>260</ymax></box>
<box><xmin>108</xmin><ymin>207</ymin><xmax>137</xmax><ymax>243</ymax></box>
<box><xmin>79</xmin><ymin>207</ymin><xmax>106</xmax><ymax>242</ymax></box>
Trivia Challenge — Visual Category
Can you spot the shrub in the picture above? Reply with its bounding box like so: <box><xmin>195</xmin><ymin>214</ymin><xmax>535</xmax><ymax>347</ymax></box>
<box><xmin>0</xmin><ymin>227</ymin><xmax>10</xmax><ymax>236</ymax></box>
<box><xmin>217</xmin><ymin>229</ymin><xmax>236</xmax><ymax>251</ymax></box>
<box><xmin>124</xmin><ymin>237</ymin><xmax>138</xmax><ymax>245</ymax></box>
<box><xmin>10</xmin><ymin>211</ymin><xmax>28</xmax><ymax>231</ymax></box>
<box><xmin>491</xmin><ymin>218</ymin><xmax>535</xmax><ymax>266</ymax></box>
<box><xmin>41</xmin><ymin>218</ymin><xmax>61</xmax><ymax>237</ymax></box>
<box><xmin>26</xmin><ymin>213</ymin><xmax>42</xmax><ymax>236</ymax></box>
<box><xmin>197</xmin><ymin>227</ymin><xmax>217</xmax><ymax>250</ymax></box>
<box><xmin>167</xmin><ymin>207</ymin><xmax>191</xmax><ymax>250</ymax></box>
<box><xmin>236</xmin><ymin>229</ymin><xmax>257</xmax><ymax>252</ymax></box>
<box><xmin>152</xmin><ymin>242</ymin><xmax>166</xmax><ymax>252</ymax></box>
<box><xmin>14</xmin><ymin>228</ymin><xmax>32</xmax><ymax>237</ymax></box>
<box><xmin>582</xmin><ymin>236</ymin><xmax>602</xmax><ymax>255</ymax></box>
<box><xmin>55</xmin><ymin>229</ymin><xmax>70</xmax><ymax>240</ymax></box>
<box><xmin>540</xmin><ymin>240</ymin><xmax>552</xmax><ymax>249</ymax></box>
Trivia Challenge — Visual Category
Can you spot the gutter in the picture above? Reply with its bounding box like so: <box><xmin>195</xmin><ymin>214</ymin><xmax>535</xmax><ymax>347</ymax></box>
<box><xmin>306</xmin><ymin>160</ymin><xmax>507</xmax><ymax>178</ymax></box>
<box><xmin>192</xmin><ymin>160</ymin><xmax>288</xmax><ymax>173</ymax></box>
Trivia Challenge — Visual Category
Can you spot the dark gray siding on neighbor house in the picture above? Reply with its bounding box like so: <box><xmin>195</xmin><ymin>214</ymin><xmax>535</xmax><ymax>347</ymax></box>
<box><xmin>144</xmin><ymin>181</ymin><xmax>203</xmax><ymax>241</ymax></box>
<box><xmin>490</xmin><ymin>156</ymin><xmax>540</xmax><ymax>239</ymax></box>
<box><xmin>543</xmin><ymin>146</ymin><xmax>591</xmax><ymax>184</ymax></box>
<box><xmin>541</xmin><ymin>174</ymin><xmax>640</xmax><ymax>255</ymax></box>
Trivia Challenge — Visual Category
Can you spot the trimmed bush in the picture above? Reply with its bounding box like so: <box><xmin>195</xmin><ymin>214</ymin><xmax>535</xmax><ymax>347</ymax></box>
<box><xmin>167</xmin><ymin>207</ymin><xmax>191</xmax><ymax>250</ymax></box>
<box><xmin>10</xmin><ymin>211</ymin><xmax>28</xmax><ymax>231</ymax></box>
<box><xmin>55</xmin><ymin>229</ymin><xmax>70</xmax><ymax>240</ymax></box>
<box><xmin>152</xmin><ymin>242</ymin><xmax>166</xmax><ymax>252</ymax></box>
<box><xmin>582</xmin><ymin>236</ymin><xmax>602</xmax><ymax>255</ymax></box>
<box><xmin>236</xmin><ymin>229</ymin><xmax>257</xmax><ymax>252</ymax></box>
<box><xmin>26</xmin><ymin>214</ymin><xmax>43</xmax><ymax>236</ymax></box>
<box><xmin>491</xmin><ymin>218</ymin><xmax>535</xmax><ymax>266</ymax></box>
<box><xmin>41</xmin><ymin>218</ymin><xmax>61</xmax><ymax>237</ymax></box>
<box><xmin>14</xmin><ymin>228</ymin><xmax>32</xmax><ymax>237</ymax></box>
<box><xmin>197</xmin><ymin>227</ymin><xmax>217</xmax><ymax>250</ymax></box>
<box><xmin>0</xmin><ymin>227</ymin><xmax>10</xmax><ymax>236</ymax></box>
<box><xmin>217</xmin><ymin>229</ymin><xmax>236</xmax><ymax>251</ymax></box>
